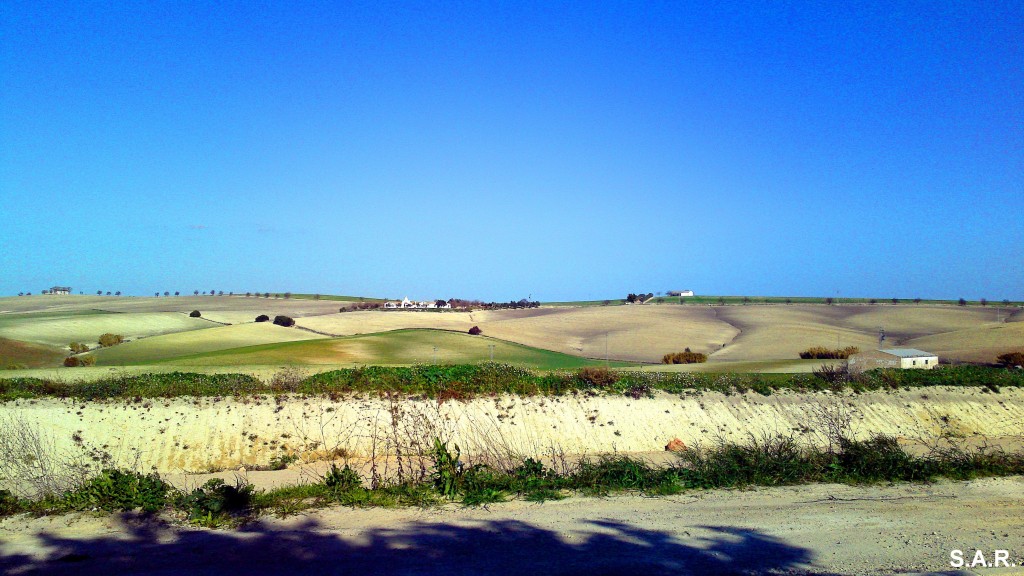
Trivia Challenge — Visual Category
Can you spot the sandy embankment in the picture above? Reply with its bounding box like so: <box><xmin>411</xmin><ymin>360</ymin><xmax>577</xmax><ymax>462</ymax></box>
<box><xmin>2</xmin><ymin>387</ymin><xmax>1022</xmax><ymax>477</ymax></box>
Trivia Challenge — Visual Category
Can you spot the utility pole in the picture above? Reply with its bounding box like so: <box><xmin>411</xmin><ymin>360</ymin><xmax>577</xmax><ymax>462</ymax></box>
<box><xmin>488</xmin><ymin>344</ymin><xmax>495</xmax><ymax>362</ymax></box>
<box><xmin>605</xmin><ymin>332</ymin><xmax>609</xmax><ymax>367</ymax></box>
<box><xmin>432</xmin><ymin>346</ymin><xmax>438</xmax><ymax>364</ymax></box>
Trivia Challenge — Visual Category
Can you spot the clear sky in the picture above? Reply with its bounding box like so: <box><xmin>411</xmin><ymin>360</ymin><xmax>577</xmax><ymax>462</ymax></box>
<box><xmin>2</xmin><ymin>1</ymin><xmax>1021</xmax><ymax>301</ymax></box>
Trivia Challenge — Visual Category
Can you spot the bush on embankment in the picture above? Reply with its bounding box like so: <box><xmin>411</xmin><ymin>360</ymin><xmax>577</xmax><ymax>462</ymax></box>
<box><xmin>3</xmin><ymin>431</ymin><xmax>1022</xmax><ymax>522</ymax></box>
<box><xmin>1</xmin><ymin>364</ymin><xmax>1022</xmax><ymax>402</ymax></box>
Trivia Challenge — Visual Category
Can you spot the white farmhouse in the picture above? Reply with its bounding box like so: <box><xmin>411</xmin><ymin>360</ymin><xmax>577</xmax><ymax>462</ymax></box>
<box><xmin>848</xmin><ymin>348</ymin><xmax>939</xmax><ymax>373</ymax></box>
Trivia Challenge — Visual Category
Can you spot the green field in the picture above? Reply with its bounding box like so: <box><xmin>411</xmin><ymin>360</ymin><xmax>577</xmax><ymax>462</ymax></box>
<box><xmin>154</xmin><ymin>329</ymin><xmax>628</xmax><ymax>370</ymax></box>
<box><xmin>0</xmin><ymin>310</ymin><xmax>212</xmax><ymax>349</ymax></box>
<box><xmin>89</xmin><ymin>322</ymin><xmax>327</xmax><ymax>365</ymax></box>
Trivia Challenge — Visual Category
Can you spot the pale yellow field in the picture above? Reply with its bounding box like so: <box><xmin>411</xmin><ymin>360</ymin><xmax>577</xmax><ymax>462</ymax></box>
<box><xmin>708</xmin><ymin>305</ymin><xmax>1011</xmax><ymax>362</ymax></box>
<box><xmin>297</xmin><ymin>306</ymin><xmax>738</xmax><ymax>362</ymax></box>
<box><xmin>906</xmin><ymin>322</ymin><xmax>1024</xmax><ymax>363</ymax></box>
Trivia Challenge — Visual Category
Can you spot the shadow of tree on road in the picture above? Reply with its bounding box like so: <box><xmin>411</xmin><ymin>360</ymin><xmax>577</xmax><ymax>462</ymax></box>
<box><xmin>1</xmin><ymin>513</ymin><xmax>831</xmax><ymax>575</ymax></box>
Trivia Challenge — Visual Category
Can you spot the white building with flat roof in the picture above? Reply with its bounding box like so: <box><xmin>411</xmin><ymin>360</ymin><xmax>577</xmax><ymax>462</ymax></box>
<box><xmin>848</xmin><ymin>348</ymin><xmax>939</xmax><ymax>372</ymax></box>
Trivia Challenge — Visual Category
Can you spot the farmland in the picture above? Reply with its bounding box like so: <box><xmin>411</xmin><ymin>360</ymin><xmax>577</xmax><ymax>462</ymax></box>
<box><xmin>0</xmin><ymin>294</ymin><xmax>1020</xmax><ymax>373</ymax></box>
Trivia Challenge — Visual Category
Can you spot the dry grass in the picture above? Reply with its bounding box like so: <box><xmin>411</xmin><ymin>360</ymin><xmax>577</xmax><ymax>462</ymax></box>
<box><xmin>297</xmin><ymin>306</ymin><xmax>737</xmax><ymax>363</ymax></box>
<box><xmin>0</xmin><ymin>337</ymin><xmax>64</xmax><ymax>369</ymax></box>
<box><xmin>711</xmin><ymin>305</ymin><xmax>1006</xmax><ymax>362</ymax></box>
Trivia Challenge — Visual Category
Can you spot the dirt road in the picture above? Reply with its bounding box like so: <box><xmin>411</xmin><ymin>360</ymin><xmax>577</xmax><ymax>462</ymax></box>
<box><xmin>2</xmin><ymin>476</ymin><xmax>1021</xmax><ymax>575</ymax></box>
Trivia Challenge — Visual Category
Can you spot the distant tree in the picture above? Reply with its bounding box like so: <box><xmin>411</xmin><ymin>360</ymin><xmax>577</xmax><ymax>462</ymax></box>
<box><xmin>980</xmin><ymin>298</ymin><xmax>988</xmax><ymax>307</ymax></box>
<box><xmin>17</xmin><ymin>292</ymin><xmax>23</xmax><ymax>296</ymax></box>
<box><xmin>313</xmin><ymin>294</ymin><xmax>321</xmax><ymax>300</ymax></box>
<box><xmin>69</xmin><ymin>342</ymin><xmax>90</xmax><ymax>354</ymax></box>
<box><xmin>189</xmin><ymin>310</ymin><xmax>201</xmax><ymax>318</ymax></box>
<box><xmin>115</xmin><ymin>291</ymin><xmax>121</xmax><ymax>296</ymax></box>
<box><xmin>435</xmin><ymin>299</ymin><xmax>447</xmax><ymax>308</ymax></box>
<box><xmin>626</xmin><ymin>294</ymin><xmax>637</xmax><ymax>303</ymax></box>
<box><xmin>246</xmin><ymin>292</ymin><xmax>252</xmax><ymax>297</ymax></box>
<box><xmin>468</xmin><ymin>326</ymin><xmax>482</xmax><ymax>335</ymax></box>
<box><xmin>255</xmin><ymin>314</ymin><xmax>270</xmax><ymax>322</ymax></box>
<box><xmin>272</xmin><ymin>315</ymin><xmax>295</xmax><ymax>327</ymax></box>
<box><xmin>717</xmin><ymin>297</ymin><xmax>726</xmax><ymax>305</ymax></box>
<box><xmin>194</xmin><ymin>290</ymin><xmax>199</xmax><ymax>296</ymax></box>
<box><xmin>163</xmin><ymin>291</ymin><xmax>169</xmax><ymax>296</ymax></box>
<box><xmin>228</xmin><ymin>292</ymin><xmax>233</xmax><ymax>296</ymax></box>
<box><xmin>264</xmin><ymin>292</ymin><xmax>270</xmax><ymax>298</ymax></box>
<box><xmin>825</xmin><ymin>297</ymin><xmax>834</xmax><ymax>305</ymax></box>
<box><xmin>26</xmin><ymin>292</ymin><xmax>31</xmax><ymax>295</ymax></box>
<box><xmin>785</xmin><ymin>298</ymin><xmax>792</xmax><ymax>304</ymax></box>
<box><xmin>891</xmin><ymin>297</ymin><xmax>899</xmax><ymax>304</ymax></box>
<box><xmin>1003</xmin><ymin>299</ymin><xmax>1011</xmax><ymax>307</ymax></box>
<box><xmin>869</xmin><ymin>299</ymin><xmax>877</xmax><ymax>305</ymax></box>
<box><xmin>742</xmin><ymin>296</ymin><xmax>751</xmax><ymax>305</ymax></box>
<box><xmin>155</xmin><ymin>292</ymin><xmax>159</xmax><ymax>297</ymax></box>
<box><xmin>209</xmin><ymin>289</ymin><xmax>214</xmax><ymax>296</ymax></box>
<box><xmin>218</xmin><ymin>291</ymin><xmax>224</xmax><ymax>296</ymax></box>
<box><xmin>601</xmin><ymin>300</ymin><xmax>611</xmax><ymax>306</ymax></box>
<box><xmin>958</xmin><ymin>298</ymin><xmax>967</xmax><ymax>306</ymax></box>
<box><xmin>98</xmin><ymin>333</ymin><xmax>124</xmax><ymax>347</ymax></box>
<box><xmin>913</xmin><ymin>297</ymin><xmax>922</xmax><ymax>304</ymax></box>
<box><xmin>284</xmin><ymin>292</ymin><xmax>292</xmax><ymax>299</ymax></box>
<box><xmin>106</xmin><ymin>291</ymin><xmax>111</xmax><ymax>296</ymax></box>
<box><xmin>97</xmin><ymin>290</ymin><xmax>102</xmax><ymax>295</ymax></box>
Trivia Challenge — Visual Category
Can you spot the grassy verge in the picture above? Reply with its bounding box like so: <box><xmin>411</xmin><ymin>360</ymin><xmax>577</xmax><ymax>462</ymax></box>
<box><xmin>1</xmin><ymin>364</ymin><xmax>1022</xmax><ymax>401</ymax></box>
<box><xmin>3</xmin><ymin>432</ymin><xmax>1022</xmax><ymax>525</ymax></box>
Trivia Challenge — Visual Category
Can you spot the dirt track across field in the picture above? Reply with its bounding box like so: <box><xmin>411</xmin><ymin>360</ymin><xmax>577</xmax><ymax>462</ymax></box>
<box><xmin>2</xmin><ymin>476</ymin><xmax>1022</xmax><ymax>575</ymax></box>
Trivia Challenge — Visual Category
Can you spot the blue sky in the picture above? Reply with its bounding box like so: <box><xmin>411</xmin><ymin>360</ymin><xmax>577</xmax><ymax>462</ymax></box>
<box><xmin>2</xmin><ymin>1</ymin><xmax>1021</xmax><ymax>301</ymax></box>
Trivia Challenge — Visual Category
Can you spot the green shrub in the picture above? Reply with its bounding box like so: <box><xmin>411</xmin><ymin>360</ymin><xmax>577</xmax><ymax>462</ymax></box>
<box><xmin>273</xmin><ymin>315</ymin><xmax>295</xmax><ymax>327</ymax></box>
<box><xmin>468</xmin><ymin>326</ymin><xmax>482</xmax><ymax>335</ymax></box>
<box><xmin>61</xmin><ymin>469</ymin><xmax>170</xmax><ymax>512</ymax></box>
<box><xmin>430</xmin><ymin>439</ymin><xmax>461</xmax><ymax>499</ymax></box>
<box><xmin>255</xmin><ymin>314</ymin><xmax>270</xmax><ymax>322</ymax></box>
<box><xmin>173</xmin><ymin>478</ymin><xmax>254</xmax><ymax>524</ymax></box>
<box><xmin>835</xmin><ymin>435</ymin><xmax>925</xmax><ymax>482</ymax></box>
<box><xmin>189</xmin><ymin>310</ymin><xmax>201</xmax><ymax>318</ymax></box>
<box><xmin>324</xmin><ymin>464</ymin><xmax>362</xmax><ymax>492</ymax></box>
<box><xmin>0</xmin><ymin>489</ymin><xmax>22</xmax><ymax>516</ymax></box>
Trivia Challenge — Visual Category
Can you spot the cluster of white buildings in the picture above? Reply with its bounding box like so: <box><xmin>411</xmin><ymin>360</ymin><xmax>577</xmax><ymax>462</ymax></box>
<box><xmin>383</xmin><ymin>297</ymin><xmax>452</xmax><ymax>310</ymax></box>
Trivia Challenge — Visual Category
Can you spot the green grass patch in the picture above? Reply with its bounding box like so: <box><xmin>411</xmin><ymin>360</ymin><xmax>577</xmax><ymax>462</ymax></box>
<box><xmin>2</xmin><ymin>363</ymin><xmax>1021</xmax><ymax>402</ymax></box>
<box><xmin>154</xmin><ymin>329</ymin><xmax>627</xmax><ymax>370</ymax></box>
